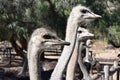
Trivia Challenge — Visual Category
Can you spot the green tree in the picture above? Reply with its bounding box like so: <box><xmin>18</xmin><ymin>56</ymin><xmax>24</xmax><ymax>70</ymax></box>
<box><xmin>0</xmin><ymin>0</ymin><xmax>120</xmax><ymax>59</ymax></box>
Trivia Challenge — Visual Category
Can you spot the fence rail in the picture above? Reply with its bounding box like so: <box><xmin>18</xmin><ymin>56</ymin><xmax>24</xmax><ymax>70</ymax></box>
<box><xmin>0</xmin><ymin>44</ymin><xmax>120</xmax><ymax>80</ymax></box>
<box><xmin>92</xmin><ymin>61</ymin><xmax>120</xmax><ymax>80</ymax></box>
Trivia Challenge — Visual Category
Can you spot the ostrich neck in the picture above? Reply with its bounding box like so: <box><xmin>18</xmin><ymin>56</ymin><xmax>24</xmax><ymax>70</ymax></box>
<box><xmin>78</xmin><ymin>42</ymin><xmax>91</xmax><ymax>80</ymax></box>
<box><xmin>50</xmin><ymin>21</ymin><xmax>79</xmax><ymax>80</ymax></box>
<box><xmin>28</xmin><ymin>44</ymin><xmax>43</xmax><ymax>80</ymax></box>
<box><xmin>66</xmin><ymin>38</ymin><xmax>79</xmax><ymax>80</ymax></box>
<box><xmin>84</xmin><ymin>47</ymin><xmax>89</xmax><ymax>62</ymax></box>
<box><xmin>65</xmin><ymin>21</ymin><xmax>78</xmax><ymax>42</ymax></box>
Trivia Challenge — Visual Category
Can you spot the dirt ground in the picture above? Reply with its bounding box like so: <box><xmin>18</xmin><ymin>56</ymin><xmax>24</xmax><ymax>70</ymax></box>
<box><xmin>0</xmin><ymin>40</ymin><xmax>120</xmax><ymax>80</ymax></box>
<box><xmin>92</xmin><ymin>40</ymin><xmax>120</xmax><ymax>59</ymax></box>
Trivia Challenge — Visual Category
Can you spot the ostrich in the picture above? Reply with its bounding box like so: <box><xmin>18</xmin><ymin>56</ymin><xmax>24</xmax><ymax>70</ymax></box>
<box><xmin>50</xmin><ymin>4</ymin><xmax>101</xmax><ymax>80</ymax></box>
<box><xmin>77</xmin><ymin>40</ymin><xmax>92</xmax><ymax>80</ymax></box>
<box><xmin>27</xmin><ymin>28</ymin><xmax>70</xmax><ymax>80</ymax></box>
<box><xmin>66</xmin><ymin>27</ymin><xmax>94</xmax><ymax>80</ymax></box>
<box><xmin>83</xmin><ymin>39</ymin><xmax>93</xmax><ymax>73</ymax></box>
<box><xmin>75</xmin><ymin>39</ymin><xmax>94</xmax><ymax>79</ymax></box>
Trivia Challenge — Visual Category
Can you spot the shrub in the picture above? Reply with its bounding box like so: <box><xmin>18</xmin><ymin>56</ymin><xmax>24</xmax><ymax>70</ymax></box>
<box><xmin>108</xmin><ymin>25</ymin><xmax>120</xmax><ymax>47</ymax></box>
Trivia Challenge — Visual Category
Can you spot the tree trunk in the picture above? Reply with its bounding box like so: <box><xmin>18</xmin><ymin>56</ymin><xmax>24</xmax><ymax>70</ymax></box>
<box><xmin>10</xmin><ymin>35</ymin><xmax>27</xmax><ymax>59</ymax></box>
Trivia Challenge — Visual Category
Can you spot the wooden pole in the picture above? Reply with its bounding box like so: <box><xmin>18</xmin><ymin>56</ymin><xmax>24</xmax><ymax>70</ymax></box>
<box><xmin>113</xmin><ymin>61</ymin><xmax>119</xmax><ymax>80</ymax></box>
<box><xmin>104</xmin><ymin>65</ymin><xmax>109</xmax><ymax>80</ymax></box>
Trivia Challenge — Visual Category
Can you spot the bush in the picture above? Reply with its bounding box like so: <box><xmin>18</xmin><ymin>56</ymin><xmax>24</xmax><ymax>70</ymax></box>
<box><xmin>108</xmin><ymin>25</ymin><xmax>120</xmax><ymax>47</ymax></box>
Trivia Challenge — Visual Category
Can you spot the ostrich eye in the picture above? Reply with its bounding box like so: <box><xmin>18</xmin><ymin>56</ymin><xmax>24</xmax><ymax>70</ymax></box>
<box><xmin>81</xmin><ymin>9</ymin><xmax>89</xmax><ymax>14</ymax></box>
<box><xmin>78</xmin><ymin>30</ymin><xmax>82</xmax><ymax>33</ymax></box>
<box><xmin>43</xmin><ymin>34</ymin><xmax>52</xmax><ymax>39</ymax></box>
<box><xmin>43</xmin><ymin>34</ymin><xmax>56</xmax><ymax>39</ymax></box>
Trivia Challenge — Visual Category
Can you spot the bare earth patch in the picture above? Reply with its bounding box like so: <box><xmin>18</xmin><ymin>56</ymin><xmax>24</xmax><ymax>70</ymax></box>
<box><xmin>92</xmin><ymin>40</ymin><xmax>120</xmax><ymax>59</ymax></box>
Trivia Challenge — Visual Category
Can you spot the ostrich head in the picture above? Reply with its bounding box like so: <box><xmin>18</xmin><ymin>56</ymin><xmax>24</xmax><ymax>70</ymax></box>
<box><xmin>86</xmin><ymin>39</ymin><xmax>94</xmax><ymax>48</ymax></box>
<box><xmin>68</xmin><ymin>4</ymin><xmax>101</xmax><ymax>27</ymax></box>
<box><xmin>77</xmin><ymin>27</ymin><xmax>94</xmax><ymax>41</ymax></box>
<box><xmin>29</xmin><ymin>28</ymin><xmax>70</xmax><ymax>50</ymax></box>
<box><xmin>28</xmin><ymin>28</ymin><xmax>70</xmax><ymax>80</ymax></box>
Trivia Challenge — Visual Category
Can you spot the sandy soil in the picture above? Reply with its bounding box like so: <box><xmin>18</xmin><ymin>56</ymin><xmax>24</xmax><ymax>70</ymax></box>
<box><xmin>92</xmin><ymin>40</ymin><xmax>120</xmax><ymax>59</ymax></box>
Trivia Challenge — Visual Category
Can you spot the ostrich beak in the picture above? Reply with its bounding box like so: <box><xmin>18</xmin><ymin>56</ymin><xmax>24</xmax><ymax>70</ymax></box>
<box><xmin>48</xmin><ymin>39</ymin><xmax>70</xmax><ymax>46</ymax></box>
<box><xmin>53</xmin><ymin>40</ymin><xmax>70</xmax><ymax>46</ymax></box>
<box><xmin>84</xmin><ymin>12</ymin><xmax>102</xmax><ymax>19</ymax></box>
<box><xmin>92</xmin><ymin>13</ymin><xmax>102</xmax><ymax>19</ymax></box>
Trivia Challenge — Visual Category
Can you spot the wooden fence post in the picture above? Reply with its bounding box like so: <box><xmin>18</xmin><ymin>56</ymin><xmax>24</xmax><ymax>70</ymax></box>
<box><xmin>104</xmin><ymin>65</ymin><xmax>109</xmax><ymax>80</ymax></box>
<box><xmin>113</xmin><ymin>61</ymin><xmax>119</xmax><ymax>80</ymax></box>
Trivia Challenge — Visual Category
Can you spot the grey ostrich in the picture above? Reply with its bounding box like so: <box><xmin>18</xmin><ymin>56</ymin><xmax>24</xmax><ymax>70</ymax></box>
<box><xmin>50</xmin><ymin>4</ymin><xmax>101</xmax><ymax>80</ymax></box>
<box><xmin>83</xmin><ymin>39</ymin><xmax>93</xmax><ymax>73</ymax></box>
<box><xmin>77</xmin><ymin>39</ymin><xmax>93</xmax><ymax>80</ymax></box>
<box><xmin>66</xmin><ymin>27</ymin><xmax>94</xmax><ymax>80</ymax></box>
<box><xmin>27</xmin><ymin>28</ymin><xmax>70</xmax><ymax>80</ymax></box>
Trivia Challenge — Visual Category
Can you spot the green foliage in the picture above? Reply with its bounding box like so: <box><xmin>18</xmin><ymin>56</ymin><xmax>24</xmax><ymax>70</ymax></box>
<box><xmin>7</xmin><ymin>22</ymin><xmax>28</xmax><ymax>40</ymax></box>
<box><xmin>84</xmin><ymin>0</ymin><xmax>120</xmax><ymax>44</ymax></box>
<box><xmin>108</xmin><ymin>24</ymin><xmax>120</xmax><ymax>47</ymax></box>
<box><xmin>0</xmin><ymin>0</ymin><xmax>120</xmax><ymax>48</ymax></box>
<box><xmin>0</xmin><ymin>25</ymin><xmax>12</xmax><ymax>41</ymax></box>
